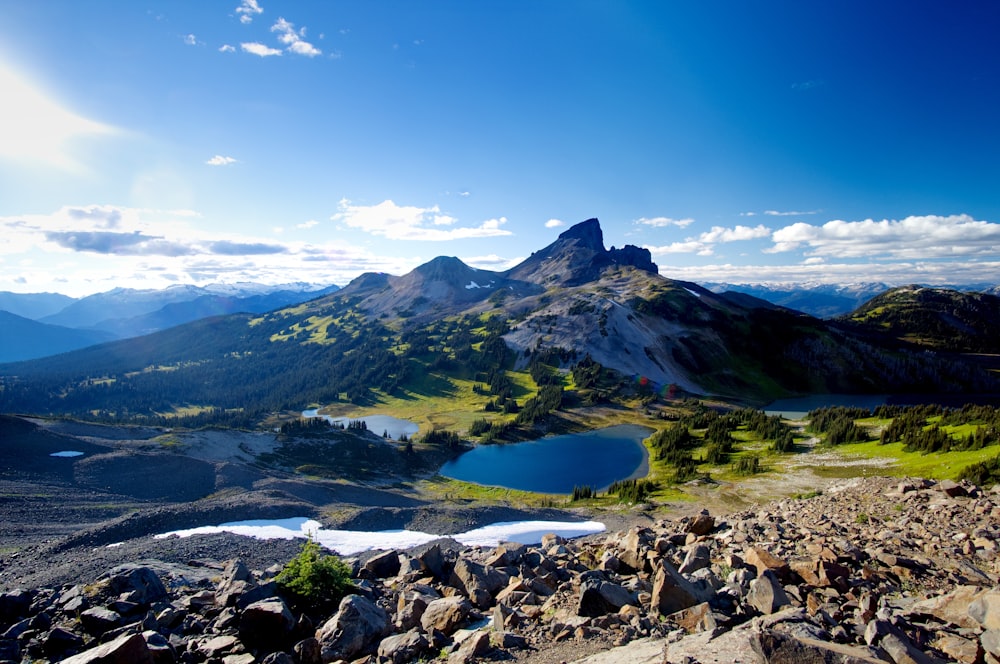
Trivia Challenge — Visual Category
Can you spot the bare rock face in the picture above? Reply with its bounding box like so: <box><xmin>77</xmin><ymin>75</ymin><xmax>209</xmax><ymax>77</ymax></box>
<box><xmin>239</xmin><ymin>598</ymin><xmax>295</xmax><ymax>648</ymax></box>
<box><xmin>316</xmin><ymin>594</ymin><xmax>389</xmax><ymax>662</ymax></box>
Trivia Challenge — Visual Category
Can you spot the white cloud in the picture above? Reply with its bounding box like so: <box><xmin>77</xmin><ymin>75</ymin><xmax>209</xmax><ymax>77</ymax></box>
<box><xmin>645</xmin><ymin>240</ymin><xmax>714</xmax><ymax>256</ymax></box>
<box><xmin>545</xmin><ymin>219</ymin><xmax>565</xmax><ymax>228</ymax></box>
<box><xmin>183</xmin><ymin>34</ymin><xmax>197</xmax><ymax>46</ymax></box>
<box><xmin>236</xmin><ymin>0</ymin><xmax>263</xmax><ymax>24</ymax></box>
<box><xmin>331</xmin><ymin>199</ymin><xmax>512</xmax><ymax>241</ymax></box>
<box><xmin>636</xmin><ymin>216</ymin><xmax>695</xmax><ymax>228</ymax></box>
<box><xmin>206</xmin><ymin>155</ymin><xmax>238</xmax><ymax>166</ymax></box>
<box><xmin>645</xmin><ymin>224</ymin><xmax>772</xmax><ymax>257</ymax></box>
<box><xmin>271</xmin><ymin>18</ymin><xmax>322</xmax><ymax>57</ymax></box>
<box><xmin>768</xmin><ymin>214</ymin><xmax>1000</xmax><ymax>259</ymax></box>
<box><xmin>0</xmin><ymin>63</ymin><xmax>117</xmax><ymax>172</ymax></box>
<box><xmin>241</xmin><ymin>42</ymin><xmax>282</xmax><ymax>57</ymax></box>
<box><xmin>699</xmin><ymin>224</ymin><xmax>771</xmax><ymax>243</ymax></box>
<box><xmin>219</xmin><ymin>44</ymin><xmax>237</xmax><ymax>53</ymax></box>
<box><xmin>297</xmin><ymin>220</ymin><xmax>319</xmax><ymax>229</ymax></box>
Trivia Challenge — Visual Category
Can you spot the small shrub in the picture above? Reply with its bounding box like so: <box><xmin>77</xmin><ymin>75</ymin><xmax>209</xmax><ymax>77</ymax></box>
<box><xmin>275</xmin><ymin>538</ymin><xmax>353</xmax><ymax>611</ymax></box>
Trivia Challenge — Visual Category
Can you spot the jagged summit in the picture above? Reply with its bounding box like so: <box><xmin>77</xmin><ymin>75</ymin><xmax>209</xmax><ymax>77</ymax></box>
<box><xmin>506</xmin><ymin>218</ymin><xmax>657</xmax><ymax>287</ymax></box>
<box><xmin>556</xmin><ymin>217</ymin><xmax>605</xmax><ymax>249</ymax></box>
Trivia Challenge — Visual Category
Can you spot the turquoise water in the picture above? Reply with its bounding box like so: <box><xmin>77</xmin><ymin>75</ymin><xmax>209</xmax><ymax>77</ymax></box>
<box><xmin>439</xmin><ymin>424</ymin><xmax>652</xmax><ymax>494</ymax></box>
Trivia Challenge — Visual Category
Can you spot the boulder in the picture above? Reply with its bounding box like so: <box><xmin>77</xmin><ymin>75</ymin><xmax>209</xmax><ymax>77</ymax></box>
<box><xmin>578</xmin><ymin>572</ymin><xmax>635</xmax><ymax>617</ymax></box>
<box><xmin>103</xmin><ymin>565</ymin><xmax>168</xmax><ymax>606</ymax></box>
<box><xmin>420</xmin><ymin>596</ymin><xmax>473</xmax><ymax>635</ymax></box>
<box><xmin>686</xmin><ymin>512</ymin><xmax>716</xmax><ymax>537</ymax></box>
<box><xmin>239</xmin><ymin>597</ymin><xmax>295</xmax><ymax>648</ymax></box>
<box><xmin>650</xmin><ymin>559</ymin><xmax>699</xmax><ymax>615</ymax></box>
<box><xmin>60</xmin><ymin>632</ymin><xmax>154</xmax><ymax>664</ymax></box>
<box><xmin>449</xmin><ymin>558</ymin><xmax>509</xmax><ymax>609</ymax></box>
<box><xmin>363</xmin><ymin>550</ymin><xmax>402</xmax><ymax>579</ymax></box>
<box><xmin>79</xmin><ymin>607</ymin><xmax>123</xmax><ymax>636</ymax></box>
<box><xmin>746</xmin><ymin>570</ymin><xmax>790</xmax><ymax>615</ymax></box>
<box><xmin>317</xmin><ymin>594</ymin><xmax>390</xmax><ymax>661</ymax></box>
<box><xmin>377</xmin><ymin>629</ymin><xmax>431</xmax><ymax>664</ymax></box>
<box><xmin>970</xmin><ymin>590</ymin><xmax>1000</xmax><ymax>631</ymax></box>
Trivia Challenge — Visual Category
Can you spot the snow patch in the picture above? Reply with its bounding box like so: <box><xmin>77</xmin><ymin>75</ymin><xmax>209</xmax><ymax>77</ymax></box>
<box><xmin>50</xmin><ymin>451</ymin><xmax>84</xmax><ymax>458</ymax></box>
<box><xmin>684</xmin><ymin>288</ymin><xmax>702</xmax><ymax>298</ymax></box>
<box><xmin>155</xmin><ymin>518</ymin><xmax>606</xmax><ymax>556</ymax></box>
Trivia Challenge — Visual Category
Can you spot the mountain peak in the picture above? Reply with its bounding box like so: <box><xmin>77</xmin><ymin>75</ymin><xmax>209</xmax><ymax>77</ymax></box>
<box><xmin>557</xmin><ymin>218</ymin><xmax>604</xmax><ymax>250</ymax></box>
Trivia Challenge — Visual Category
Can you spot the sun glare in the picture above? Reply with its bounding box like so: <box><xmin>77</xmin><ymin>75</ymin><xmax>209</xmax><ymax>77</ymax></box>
<box><xmin>0</xmin><ymin>62</ymin><xmax>115</xmax><ymax>171</ymax></box>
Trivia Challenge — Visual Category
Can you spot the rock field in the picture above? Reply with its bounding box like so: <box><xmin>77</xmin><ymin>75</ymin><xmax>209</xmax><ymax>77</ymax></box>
<box><xmin>1</xmin><ymin>475</ymin><xmax>998</xmax><ymax>663</ymax></box>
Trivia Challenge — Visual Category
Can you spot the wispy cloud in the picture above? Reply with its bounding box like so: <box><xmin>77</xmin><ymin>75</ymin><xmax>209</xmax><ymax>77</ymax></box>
<box><xmin>183</xmin><ymin>34</ymin><xmax>197</xmax><ymax>46</ymax></box>
<box><xmin>206</xmin><ymin>155</ymin><xmax>238</xmax><ymax>166</ymax></box>
<box><xmin>235</xmin><ymin>0</ymin><xmax>263</xmax><ymax>25</ymax></box>
<box><xmin>636</xmin><ymin>216</ymin><xmax>695</xmax><ymax>228</ymax></box>
<box><xmin>241</xmin><ymin>42</ymin><xmax>282</xmax><ymax>57</ymax></box>
<box><xmin>742</xmin><ymin>209</ymin><xmax>820</xmax><ymax>217</ymax></box>
<box><xmin>271</xmin><ymin>18</ymin><xmax>322</xmax><ymax>57</ymax></box>
<box><xmin>219</xmin><ymin>44</ymin><xmax>236</xmax><ymax>53</ymax></box>
<box><xmin>545</xmin><ymin>219</ymin><xmax>565</xmax><ymax>229</ymax></box>
<box><xmin>767</xmin><ymin>214</ymin><xmax>1000</xmax><ymax>259</ymax></box>
<box><xmin>331</xmin><ymin>199</ymin><xmax>512</xmax><ymax>241</ymax></box>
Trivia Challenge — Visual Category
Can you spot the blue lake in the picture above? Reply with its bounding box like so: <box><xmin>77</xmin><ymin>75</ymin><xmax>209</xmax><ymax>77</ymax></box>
<box><xmin>302</xmin><ymin>410</ymin><xmax>419</xmax><ymax>440</ymax></box>
<box><xmin>439</xmin><ymin>424</ymin><xmax>652</xmax><ymax>494</ymax></box>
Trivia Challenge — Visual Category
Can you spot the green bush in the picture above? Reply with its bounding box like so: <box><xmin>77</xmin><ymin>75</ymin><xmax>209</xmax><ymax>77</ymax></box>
<box><xmin>275</xmin><ymin>539</ymin><xmax>353</xmax><ymax>610</ymax></box>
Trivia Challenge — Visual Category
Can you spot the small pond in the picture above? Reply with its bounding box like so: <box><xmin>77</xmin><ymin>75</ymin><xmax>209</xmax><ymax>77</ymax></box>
<box><xmin>302</xmin><ymin>410</ymin><xmax>419</xmax><ymax>440</ymax></box>
<box><xmin>439</xmin><ymin>424</ymin><xmax>652</xmax><ymax>494</ymax></box>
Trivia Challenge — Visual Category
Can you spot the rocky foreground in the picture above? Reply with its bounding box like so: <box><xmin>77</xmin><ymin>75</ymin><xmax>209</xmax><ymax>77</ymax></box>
<box><xmin>1</xmin><ymin>475</ymin><xmax>999</xmax><ymax>664</ymax></box>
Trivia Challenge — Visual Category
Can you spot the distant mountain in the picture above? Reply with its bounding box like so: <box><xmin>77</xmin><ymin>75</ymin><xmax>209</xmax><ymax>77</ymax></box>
<box><xmin>705</xmin><ymin>282</ymin><xmax>892</xmax><ymax>318</ymax></box>
<box><xmin>0</xmin><ymin>291</ymin><xmax>76</xmax><ymax>320</ymax></box>
<box><xmin>840</xmin><ymin>285</ymin><xmax>1000</xmax><ymax>353</ymax></box>
<box><xmin>39</xmin><ymin>283</ymin><xmax>338</xmax><ymax>332</ymax></box>
<box><xmin>0</xmin><ymin>311</ymin><xmax>116</xmax><ymax>363</ymax></box>
<box><xmin>2</xmin><ymin>219</ymin><xmax>995</xmax><ymax>424</ymax></box>
<box><xmin>93</xmin><ymin>285</ymin><xmax>341</xmax><ymax>338</ymax></box>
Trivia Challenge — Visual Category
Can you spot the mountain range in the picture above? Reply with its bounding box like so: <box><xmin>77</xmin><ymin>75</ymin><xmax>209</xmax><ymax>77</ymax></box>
<box><xmin>0</xmin><ymin>282</ymin><xmax>339</xmax><ymax>362</ymax></box>
<box><xmin>1</xmin><ymin>218</ymin><xmax>997</xmax><ymax>424</ymax></box>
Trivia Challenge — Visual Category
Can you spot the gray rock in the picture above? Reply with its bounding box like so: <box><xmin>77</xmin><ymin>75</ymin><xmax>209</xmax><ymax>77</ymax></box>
<box><xmin>650</xmin><ymin>559</ymin><xmax>699</xmax><ymax>615</ymax></box>
<box><xmin>363</xmin><ymin>550</ymin><xmax>402</xmax><ymax>579</ymax></box>
<box><xmin>420</xmin><ymin>595</ymin><xmax>473</xmax><ymax>635</ymax></box>
<box><xmin>79</xmin><ymin>607</ymin><xmax>123</xmax><ymax>636</ymax></box>
<box><xmin>746</xmin><ymin>570</ymin><xmax>790</xmax><ymax>615</ymax></box>
<box><xmin>60</xmin><ymin>632</ymin><xmax>154</xmax><ymax>664</ymax></box>
<box><xmin>317</xmin><ymin>593</ymin><xmax>390</xmax><ymax>661</ymax></box>
<box><xmin>970</xmin><ymin>590</ymin><xmax>1000</xmax><ymax>630</ymax></box>
<box><xmin>239</xmin><ymin>597</ymin><xmax>295</xmax><ymax>648</ymax></box>
<box><xmin>678</xmin><ymin>543</ymin><xmax>712</xmax><ymax>575</ymax></box>
<box><xmin>578</xmin><ymin>572</ymin><xmax>635</xmax><ymax>617</ymax></box>
<box><xmin>752</xmin><ymin>628</ymin><xmax>888</xmax><ymax>663</ymax></box>
<box><xmin>103</xmin><ymin>565</ymin><xmax>168</xmax><ymax>606</ymax></box>
<box><xmin>378</xmin><ymin>629</ymin><xmax>431</xmax><ymax>664</ymax></box>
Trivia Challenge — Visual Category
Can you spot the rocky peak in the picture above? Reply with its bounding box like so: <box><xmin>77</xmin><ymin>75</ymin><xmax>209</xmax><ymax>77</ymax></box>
<box><xmin>506</xmin><ymin>218</ymin><xmax>658</xmax><ymax>286</ymax></box>
<box><xmin>556</xmin><ymin>218</ymin><xmax>605</xmax><ymax>251</ymax></box>
<box><xmin>413</xmin><ymin>256</ymin><xmax>476</xmax><ymax>283</ymax></box>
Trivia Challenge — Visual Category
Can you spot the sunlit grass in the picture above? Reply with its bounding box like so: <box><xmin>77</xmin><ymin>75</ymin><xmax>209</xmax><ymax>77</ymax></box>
<box><xmin>831</xmin><ymin>439</ymin><xmax>999</xmax><ymax>480</ymax></box>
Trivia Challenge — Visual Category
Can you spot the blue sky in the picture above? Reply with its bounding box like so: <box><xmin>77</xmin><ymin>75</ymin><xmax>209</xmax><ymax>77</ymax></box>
<box><xmin>1</xmin><ymin>2</ymin><xmax>999</xmax><ymax>296</ymax></box>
